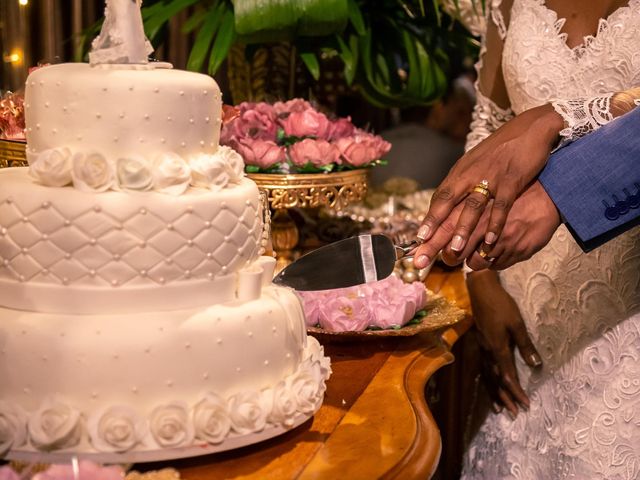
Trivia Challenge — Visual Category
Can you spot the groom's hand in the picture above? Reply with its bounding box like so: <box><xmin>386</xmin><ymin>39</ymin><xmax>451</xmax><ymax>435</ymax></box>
<box><xmin>466</xmin><ymin>181</ymin><xmax>561</xmax><ymax>270</ymax></box>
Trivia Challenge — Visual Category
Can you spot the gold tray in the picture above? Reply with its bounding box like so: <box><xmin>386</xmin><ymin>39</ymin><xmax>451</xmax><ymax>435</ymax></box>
<box><xmin>0</xmin><ymin>139</ymin><xmax>28</xmax><ymax>168</ymax></box>
<box><xmin>307</xmin><ymin>290</ymin><xmax>466</xmax><ymax>342</ymax></box>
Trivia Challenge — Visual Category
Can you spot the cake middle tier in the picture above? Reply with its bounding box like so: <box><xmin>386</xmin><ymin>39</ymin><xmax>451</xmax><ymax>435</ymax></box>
<box><xmin>0</xmin><ymin>168</ymin><xmax>263</xmax><ymax>313</ymax></box>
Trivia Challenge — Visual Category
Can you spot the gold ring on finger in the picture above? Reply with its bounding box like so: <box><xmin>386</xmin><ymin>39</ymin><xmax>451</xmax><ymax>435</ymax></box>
<box><xmin>478</xmin><ymin>248</ymin><xmax>495</xmax><ymax>262</ymax></box>
<box><xmin>472</xmin><ymin>179</ymin><xmax>492</xmax><ymax>199</ymax></box>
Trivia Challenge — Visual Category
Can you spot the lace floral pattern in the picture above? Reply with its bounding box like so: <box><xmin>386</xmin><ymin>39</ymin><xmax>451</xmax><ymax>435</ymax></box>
<box><xmin>462</xmin><ymin>0</ymin><xmax>640</xmax><ymax>478</ymax></box>
<box><xmin>552</xmin><ymin>94</ymin><xmax>615</xmax><ymax>144</ymax></box>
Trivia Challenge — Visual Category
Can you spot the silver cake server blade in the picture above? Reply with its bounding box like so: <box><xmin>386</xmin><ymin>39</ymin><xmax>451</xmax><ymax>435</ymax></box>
<box><xmin>272</xmin><ymin>234</ymin><xmax>419</xmax><ymax>291</ymax></box>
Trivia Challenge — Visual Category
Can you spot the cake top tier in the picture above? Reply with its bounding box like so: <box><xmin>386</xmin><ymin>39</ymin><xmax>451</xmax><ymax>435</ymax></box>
<box><xmin>24</xmin><ymin>62</ymin><xmax>238</xmax><ymax>194</ymax></box>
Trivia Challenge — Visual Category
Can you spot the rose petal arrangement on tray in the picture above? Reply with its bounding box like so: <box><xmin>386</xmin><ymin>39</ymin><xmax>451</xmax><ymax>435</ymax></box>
<box><xmin>220</xmin><ymin>99</ymin><xmax>391</xmax><ymax>173</ymax></box>
<box><xmin>0</xmin><ymin>91</ymin><xmax>25</xmax><ymax>141</ymax></box>
<box><xmin>298</xmin><ymin>274</ymin><xmax>427</xmax><ymax>332</ymax></box>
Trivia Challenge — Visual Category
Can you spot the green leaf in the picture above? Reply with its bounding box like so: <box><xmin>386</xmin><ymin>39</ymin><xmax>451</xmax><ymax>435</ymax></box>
<box><xmin>144</xmin><ymin>0</ymin><xmax>201</xmax><ymax>41</ymax></box>
<box><xmin>245</xmin><ymin>165</ymin><xmax>260</xmax><ymax>173</ymax></box>
<box><xmin>186</xmin><ymin>6</ymin><xmax>224</xmax><ymax>72</ymax></box>
<box><xmin>208</xmin><ymin>8</ymin><xmax>236</xmax><ymax>75</ymax></box>
<box><xmin>300</xmin><ymin>50</ymin><xmax>320</xmax><ymax>80</ymax></box>
<box><xmin>181</xmin><ymin>9</ymin><xmax>208</xmax><ymax>34</ymax></box>
<box><xmin>335</xmin><ymin>35</ymin><xmax>355</xmax><ymax>84</ymax></box>
<box><xmin>346</xmin><ymin>0</ymin><xmax>366</xmax><ymax>35</ymax></box>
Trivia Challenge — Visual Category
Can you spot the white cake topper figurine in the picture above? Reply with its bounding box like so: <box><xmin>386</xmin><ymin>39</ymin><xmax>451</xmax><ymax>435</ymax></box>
<box><xmin>89</xmin><ymin>0</ymin><xmax>154</xmax><ymax>65</ymax></box>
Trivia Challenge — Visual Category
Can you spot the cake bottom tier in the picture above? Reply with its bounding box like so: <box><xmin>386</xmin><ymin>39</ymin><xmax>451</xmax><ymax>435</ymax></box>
<box><xmin>0</xmin><ymin>286</ymin><xmax>331</xmax><ymax>462</ymax></box>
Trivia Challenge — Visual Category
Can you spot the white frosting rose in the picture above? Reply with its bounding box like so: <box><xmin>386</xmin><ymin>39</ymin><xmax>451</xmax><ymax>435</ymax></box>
<box><xmin>0</xmin><ymin>402</ymin><xmax>28</xmax><ymax>455</ymax></box>
<box><xmin>306</xmin><ymin>338</ymin><xmax>332</xmax><ymax>380</ymax></box>
<box><xmin>116</xmin><ymin>155</ymin><xmax>154</xmax><ymax>191</ymax></box>
<box><xmin>188</xmin><ymin>153</ymin><xmax>230</xmax><ymax>191</ymax></box>
<box><xmin>228</xmin><ymin>391</ymin><xmax>268</xmax><ymax>435</ymax></box>
<box><xmin>71</xmin><ymin>152</ymin><xmax>115</xmax><ymax>192</ymax></box>
<box><xmin>28</xmin><ymin>397</ymin><xmax>82</xmax><ymax>451</ymax></box>
<box><xmin>87</xmin><ymin>405</ymin><xmax>147</xmax><ymax>453</ymax></box>
<box><xmin>149</xmin><ymin>402</ymin><xmax>194</xmax><ymax>448</ymax></box>
<box><xmin>216</xmin><ymin>145</ymin><xmax>245</xmax><ymax>184</ymax></box>
<box><xmin>193</xmin><ymin>393</ymin><xmax>231</xmax><ymax>444</ymax></box>
<box><xmin>28</xmin><ymin>148</ymin><xmax>73</xmax><ymax>187</ymax></box>
<box><xmin>267</xmin><ymin>381</ymin><xmax>299</xmax><ymax>427</ymax></box>
<box><xmin>291</xmin><ymin>364</ymin><xmax>325</xmax><ymax>415</ymax></box>
<box><xmin>152</xmin><ymin>152</ymin><xmax>191</xmax><ymax>195</ymax></box>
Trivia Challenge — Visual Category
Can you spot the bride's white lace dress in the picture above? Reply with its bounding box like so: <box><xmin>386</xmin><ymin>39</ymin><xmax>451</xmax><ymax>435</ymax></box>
<box><xmin>461</xmin><ymin>1</ymin><xmax>640</xmax><ymax>478</ymax></box>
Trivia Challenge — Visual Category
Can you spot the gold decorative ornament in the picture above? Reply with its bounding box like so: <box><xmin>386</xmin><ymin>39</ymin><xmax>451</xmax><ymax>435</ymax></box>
<box><xmin>0</xmin><ymin>139</ymin><xmax>28</xmax><ymax>168</ymax></box>
<box><xmin>248</xmin><ymin>169</ymin><xmax>369</xmax><ymax>270</ymax></box>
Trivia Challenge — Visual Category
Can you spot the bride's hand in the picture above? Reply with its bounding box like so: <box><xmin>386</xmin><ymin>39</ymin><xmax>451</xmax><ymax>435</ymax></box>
<box><xmin>467</xmin><ymin>270</ymin><xmax>543</xmax><ymax>417</ymax></box>
<box><xmin>414</xmin><ymin>104</ymin><xmax>564</xmax><ymax>269</ymax></box>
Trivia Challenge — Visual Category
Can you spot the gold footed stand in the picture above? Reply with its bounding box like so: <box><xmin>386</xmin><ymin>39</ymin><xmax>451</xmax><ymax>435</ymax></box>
<box><xmin>248</xmin><ymin>169</ymin><xmax>369</xmax><ymax>271</ymax></box>
<box><xmin>0</xmin><ymin>139</ymin><xmax>28</xmax><ymax>168</ymax></box>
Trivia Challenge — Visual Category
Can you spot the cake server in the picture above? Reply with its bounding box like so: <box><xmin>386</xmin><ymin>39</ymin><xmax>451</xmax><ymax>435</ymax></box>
<box><xmin>272</xmin><ymin>234</ymin><xmax>420</xmax><ymax>291</ymax></box>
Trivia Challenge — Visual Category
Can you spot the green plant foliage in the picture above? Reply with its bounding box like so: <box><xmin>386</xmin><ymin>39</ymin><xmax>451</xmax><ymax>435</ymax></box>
<box><xmin>137</xmin><ymin>0</ymin><xmax>477</xmax><ymax>105</ymax></box>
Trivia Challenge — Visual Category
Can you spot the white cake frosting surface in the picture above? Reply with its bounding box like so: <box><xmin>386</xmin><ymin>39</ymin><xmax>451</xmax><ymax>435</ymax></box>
<box><xmin>0</xmin><ymin>7</ymin><xmax>331</xmax><ymax>460</ymax></box>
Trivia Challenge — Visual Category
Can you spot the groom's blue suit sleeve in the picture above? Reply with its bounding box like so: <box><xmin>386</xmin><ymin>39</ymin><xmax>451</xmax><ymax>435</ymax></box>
<box><xmin>539</xmin><ymin>106</ymin><xmax>640</xmax><ymax>252</ymax></box>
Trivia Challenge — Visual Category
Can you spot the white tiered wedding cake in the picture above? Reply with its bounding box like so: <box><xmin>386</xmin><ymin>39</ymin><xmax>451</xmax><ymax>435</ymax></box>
<box><xmin>0</xmin><ymin>0</ymin><xmax>330</xmax><ymax>463</ymax></box>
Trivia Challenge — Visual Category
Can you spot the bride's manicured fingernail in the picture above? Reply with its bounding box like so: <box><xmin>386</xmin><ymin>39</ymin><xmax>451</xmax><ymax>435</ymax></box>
<box><xmin>451</xmin><ymin>235</ymin><xmax>465</xmax><ymax>252</ymax></box>
<box><xmin>417</xmin><ymin>225</ymin><xmax>430</xmax><ymax>240</ymax></box>
<box><xmin>415</xmin><ymin>255</ymin><xmax>431</xmax><ymax>268</ymax></box>
<box><xmin>485</xmin><ymin>232</ymin><xmax>497</xmax><ymax>245</ymax></box>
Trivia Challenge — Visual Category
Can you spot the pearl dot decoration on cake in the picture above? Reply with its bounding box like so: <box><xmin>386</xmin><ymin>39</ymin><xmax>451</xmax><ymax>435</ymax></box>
<box><xmin>216</xmin><ymin>338</ymin><xmax>222</xmax><ymax>344</ymax></box>
<box><xmin>179</xmin><ymin>90</ymin><xmax>185</xmax><ymax>96</ymax></box>
<box><xmin>154</xmin><ymin>87</ymin><xmax>160</xmax><ymax>93</ymax></box>
<box><xmin>139</xmin><ymin>208</ymin><xmax>147</xmax><ymax>215</ymax></box>
<box><xmin>64</xmin><ymin>220</ymin><xmax>71</xmax><ymax>226</ymax></box>
<box><xmin>89</xmin><ymin>270</ymin><xmax>96</xmax><ymax>277</ymax></box>
<box><xmin>96</xmin><ymin>113</ymin><xmax>102</xmax><ymax>119</ymax></box>
<box><xmin>189</xmin><ymin>118</ymin><xmax>195</xmax><ymax>124</ymax></box>
<box><xmin>203</xmin><ymin>372</ymin><xmax>209</xmax><ymax>379</ymax></box>
<box><xmin>205</xmin><ymin>117</ymin><xmax>210</xmax><ymax>123</ymax></box>
<box><xmin>144</xmin><ymin>113</ymin><xmax>150</xmax><ymax>120</ymax></box>
<box><xmin>158</xmin><ymin>277</ymin><xmax>166</xmax><ymax>284</ymax></box>
<box><xmin>167</xmin><ymin>116</ymin><xmax>172</xmax><ymax>122</ymax></box>
<box><xmin>62</xmin><ymin>277</ymin><xmax>69</xmax><ymax>284</ymax></box>
<box><xmin>264</xmin><ymin>360</ymin><xmax>269</xmax><ymax>366</ymax></box>
<box><xmin>166</xmin><ymin>379</ymin><xmax>174</xmax><ymax>387</ymax></box>
<box><xmin>119</xmin><ymin>113</ymin><xmax>125</xmax><ymax>119</ymax></box>
<box><xmin>236</xmin><ymin>367</ymin><xmax>242</xmax><ymax>372</ymax></box>
<box><xmin>22</xmin><ymin>216</ymin><xmax>28</xmax><ymax>223</ymax></box>
<box><xmin>44</xmin><ymin>102</ymin><xmax>50</xmax><ymax>108</ymax></box>
<box><xmin>167</xmin><ymin>223</ymin><xmax>174</xmax><ymax>230</ymax></box>
<box><xmin>90</xmin><ymin>238</ymin><xmax>97</xmax><ymax>245</ymax></box>
<box><xmin>132</xmin><ymin>386</ymin><xmax>138</xmax><ymax>394</ymax></box>
<box><xmin>204</xmin><ymin>221</ymin><xmax>211</xmax><ymax>228</ymax></box>
<box><xmin>113</xmin><ymin>254</ymin><xmax>121</xmax><ymax>261</ymax></box>
<box><xmin>21</xmin><ymin>247</ymin><xmax>28</xmax><ymax>254</ymax></box>
<box><xmin>248</xmin><ymin>331</ymin><xmax>253</xmax><ymax>338</ymax></box>
<box><xmin>185</xmin><ymin>342</ymin><xmax>191</xmax><ymax>349</ymax></box>
<box><xmin>111</xmin><ymin>279</ymin><xmax>119</xmax><ymax>287</ymax></box>
<box><xmin>180</xmin><ymin>141</ymin><xmax>186</xmax><ymax>148</ymax></box>
<box><xmin>140</xmin><ymin>270</ymin><xmax>147</xmax><ymax>277</ymax></box>
<box><xmin>93</xmin><ymin>205</ymin><xmax>101</xmax><ymax>212</ymax></box>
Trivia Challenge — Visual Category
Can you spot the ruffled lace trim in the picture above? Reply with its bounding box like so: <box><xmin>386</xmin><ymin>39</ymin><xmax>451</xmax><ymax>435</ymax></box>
<box><xmin>552</xmin><ymin>94</ymin><xmax>614</xmax><ymax>145</ymax></box>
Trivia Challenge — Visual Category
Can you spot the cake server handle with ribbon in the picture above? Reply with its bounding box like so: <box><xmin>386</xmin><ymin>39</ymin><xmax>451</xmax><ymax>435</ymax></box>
<box><xmin>272</xmin><ymin>234</ymin><xmax>422</xmax><ymax>291</ymax></box>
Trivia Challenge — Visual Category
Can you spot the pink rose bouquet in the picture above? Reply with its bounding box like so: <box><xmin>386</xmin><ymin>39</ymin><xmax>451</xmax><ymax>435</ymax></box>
<box><xmin>221</xmin><ymin>99</ymin><xmax>391</xmax><ymax>173</ymax></box>
<box><xmin>0</xmin><ymin>91</ymin><xmax>26</xmax><ymax>141</ymax></box>
<box><xmin>298</xmin><ymin>274</ymin><xmax>427</xmax><ymax>332</ymax></box>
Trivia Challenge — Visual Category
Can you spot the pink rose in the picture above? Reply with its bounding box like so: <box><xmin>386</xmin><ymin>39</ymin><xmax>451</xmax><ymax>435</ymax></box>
<box><xmin>0</xmin><ymin>467</ymin><xmax>19</xmax><ymax>480</ymax></box>
<box><xmin>326</xmin><ymin>117</ymin><xmax>356</xmax><ymax>140</ymax></box>
<box><xmin>234</xmin><ymin>138</ymin><xmax>286</xmax><ymax>169</ymax></box>
<box><xmin>334</xmin><ymin>130</ymin><xmax>391</xmax><ymax>167</ymax></box>
<box><xmin>299</xmin><ymin>291</ymin><xmax>326</xmax><ymax>327</ymax></box>
<box><xmin>318</xmin><ymin>295</ymin><xmax>370</xmax><ymax>332</ymax></box>
<box><xmin>32</xmin><ymin>461</ymin><xmax>124</xmax><ymax>480</ymax></box>
<box><xmin>288</xmin><ymin>138</ymin><xmax>340</xmax><ymax>167</ymax></box>
<box><xmin>334</xmin><ymin>136</ymin><xmax>377</xmax><ymax>167</ymax></box>
<box><xmin>279</xmin><ymin>109</ymin><xmax>331</xmax><ymax>139</ymax></box>
<box><xmin>220</xmin><ymin>102</ymin><xmax>278</xmax><ymax>145</ymax></box>
<box><xmin>273</xmin><ymin>99</ymin><xmax>313</xmax><ymax>115</ymax></box>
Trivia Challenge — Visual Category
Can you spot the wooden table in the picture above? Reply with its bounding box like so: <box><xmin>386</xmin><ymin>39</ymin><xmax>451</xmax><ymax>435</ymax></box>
<box><xmin>141</xmin><ymin>267</ymin><xmax>471</xmax><ymax>480</ymax></box>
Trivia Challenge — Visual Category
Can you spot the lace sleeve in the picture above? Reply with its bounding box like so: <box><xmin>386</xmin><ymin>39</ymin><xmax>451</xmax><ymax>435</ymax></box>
<box><xmin>464</xmin><ymin>0</ymin><xmax>515</xmax><ymax>152</ymax></box>
<box><xmin>553</xmin><ymin>93</ymin><xmax>640</xmax><ymax>146</ymax></box>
